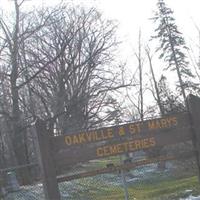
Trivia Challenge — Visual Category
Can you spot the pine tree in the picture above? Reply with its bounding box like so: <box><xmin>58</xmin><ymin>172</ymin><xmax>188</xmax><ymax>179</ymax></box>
<box><xmin>158</xmin><ymin>75</ymin><xmax>185</xmax><ymax>114</ymax></box>
<box><xmin>152</xmin><ymin>0</ymin><xmax>194</xmax><ymax>107</ymax></box>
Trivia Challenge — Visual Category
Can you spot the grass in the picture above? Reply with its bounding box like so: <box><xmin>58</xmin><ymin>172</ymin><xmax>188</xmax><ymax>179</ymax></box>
<box><xmin>88</xmin><ymin>156</ymin><xmax>121</xmax><ymax>169</ymax></box>
<box><xmin>85</xmin><ymin>157</ymin><xmax>199</xmax><ymax>199</ymax></box>
<box><xmin>62</xmin><ymin>157</ymin><xmax>200</xmax><ymax>199</ymax></box>
<box><xmin>132</xmin><ymin>176</ymin><xmax>200</xmax><ymax>199</ymax></box>
<box><xmin>7</xmin><ymin>169</ymin><xmax>200</xmax><ymax>200</ymax></box>
<box><xmin>90</xmin><ymin>175</ymin><xmax>200</xmax><ymax>200</ymax></box>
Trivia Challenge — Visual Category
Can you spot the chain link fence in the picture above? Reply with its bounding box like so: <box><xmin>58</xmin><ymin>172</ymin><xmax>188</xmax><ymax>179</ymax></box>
<box><xmin>1</xmin><ymin>152</ymin><xmax>199</xmax><ymax>200</ymax></box>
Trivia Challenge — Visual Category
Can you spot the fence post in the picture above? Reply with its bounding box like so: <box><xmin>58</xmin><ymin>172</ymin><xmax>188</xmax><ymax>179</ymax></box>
<box><xmin>35</xmin><ymin>119</ymin><xmax>60</xmax><ymax>200</ymax></box>
<box><xmin>120</xmin><ymin>156</ymin><xmax>129</xmax><ymax>200</ymax></box>
<box><xmin>188</xmin><ymin>94</ymin><xmax>200</xmax><ymax>182</ymax></box>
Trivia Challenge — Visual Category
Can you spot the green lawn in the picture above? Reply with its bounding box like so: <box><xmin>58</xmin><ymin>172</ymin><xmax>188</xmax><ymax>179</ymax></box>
<box><xmin>90</xmin><ymin>176</ymin><xmax>200</xmax><ymax>200</ymax></box>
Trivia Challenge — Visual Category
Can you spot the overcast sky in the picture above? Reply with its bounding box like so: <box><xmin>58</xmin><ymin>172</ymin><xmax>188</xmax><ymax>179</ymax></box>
<box><xmin>1</xmin><ymin>0</ymin><xmax>200</xmax><ymax>39</ymax></box>
<box><xmin>1</xmin><ymin>0</ymin><xmax>200</xmax><ymax>83</ymax></box>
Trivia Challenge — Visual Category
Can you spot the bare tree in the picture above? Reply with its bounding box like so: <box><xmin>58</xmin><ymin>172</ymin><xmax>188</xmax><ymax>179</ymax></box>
<box><xmin>146</xmin><ymin>47</ymin><xmax>164</xmax><ymax>115</ymax></box>
<box><xmin>135</xmin><ymin>30</ymin><xmax>144</xmax><ymax>120</ymax></box>
<box><xmin>0</xmin><ymin>0</ymin><xmax>66</xmax><ymax>183</ymax></box>
<box><xmin>27</xmin><ymin>6</ymin><xmax>129</xmax><ymax>134</ymax></box>
<box><xmin>125</xmin><ymin>30</ymin><xmax>147</xmax><ymax>121</ymax></box>
<box><xmin>0</xmin><ymin>1</ymin><xmax>132</xmax><ymax>185</ymax></box>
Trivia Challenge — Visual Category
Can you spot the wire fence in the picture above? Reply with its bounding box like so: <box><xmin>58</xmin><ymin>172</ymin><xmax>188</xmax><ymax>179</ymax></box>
<box><xmin>1</xmin><ymin>152</ymin><xmax>199</xmax><ymax>200</ymax></box>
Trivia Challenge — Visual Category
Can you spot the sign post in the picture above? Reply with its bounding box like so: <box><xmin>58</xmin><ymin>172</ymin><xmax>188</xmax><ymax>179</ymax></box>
<box><xmin>120</xmin><ymin>156</ymin><xmax>130</xmax><ymax>200</ymax></box>
<box><xmin>188</xmin><ymin>94</ymin><xmax>200</xmax><ymax>182</ymax></box>
<box><xmin>35</xmin><ymin>119</ymin><xmax>60</xmax><ymax>200</ymax></box>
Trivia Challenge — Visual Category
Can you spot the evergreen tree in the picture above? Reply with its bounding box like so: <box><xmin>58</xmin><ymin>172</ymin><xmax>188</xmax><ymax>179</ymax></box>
<box><xmin>152</xmin><ymin>0</ymin><xmax>194</xmax><ymax>107</ymax></box>
<box><xmin>158</xmin><ymin>75</ymin><xmax>185</xmax><ymax>114</ymax></box>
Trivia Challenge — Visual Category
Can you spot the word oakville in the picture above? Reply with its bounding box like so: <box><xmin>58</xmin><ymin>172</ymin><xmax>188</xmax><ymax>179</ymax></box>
<box><xmin>64</xmin><ymin>116</ymin><xmax>178</xmax><ymax>146</ymax></box>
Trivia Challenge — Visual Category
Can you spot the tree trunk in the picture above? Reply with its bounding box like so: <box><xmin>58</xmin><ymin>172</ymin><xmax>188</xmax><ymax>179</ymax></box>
<box><xmin>9</xmin><ymin>0</ymin><xmax>31</xmax><ymax>185</ymax></box>
<box><xmin>146</xmin><ymin>48</ymin><xmax>166</xmax><ymax>170</ymax></box>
